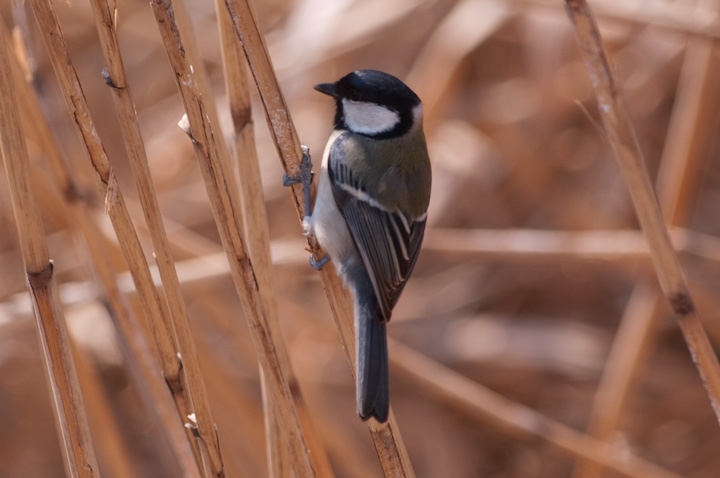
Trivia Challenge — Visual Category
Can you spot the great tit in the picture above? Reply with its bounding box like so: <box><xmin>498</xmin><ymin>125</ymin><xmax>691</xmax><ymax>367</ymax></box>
<box><xmin>294</xmin><ymin>70</ymin><xmax>431</xmax><ymax>423</ymax></box>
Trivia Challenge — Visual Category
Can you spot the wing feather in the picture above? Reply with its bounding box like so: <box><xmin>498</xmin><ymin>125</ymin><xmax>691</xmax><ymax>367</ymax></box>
<box><xmin>328</xmin><ymin>134</ymin><xmax>426</xmax><ymax>321</ymax></box>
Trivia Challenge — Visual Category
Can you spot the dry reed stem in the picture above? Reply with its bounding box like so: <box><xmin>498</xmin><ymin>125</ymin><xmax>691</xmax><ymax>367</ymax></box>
<box><xmin>520</xmin><ymin>0</ymin><xmax>720</xmax><ymax>39</ymax></box>
<box><xmin>0</xmin><ymin>26</ymin><xmax>99</xmax><ymax>478</ymax></box>
<box><xmin>24</xmin><ymin>0</ymin><xmax>222</xmax><ymax>473</ymax></box>
<box><xmin>160</xmin><ymin>0</ymin><xmax>247</xmax><ymax>273</ymax></box>
<box><xmin>102</xmin><ymin>220</ymin><xmax>720</xmax><ymax>281</ymax></box>
<box><xmin>149</xmin><ymin>1</ymin><xmax>318</xmax><ymax>476</ymax></box>
<box><xmin>425</xmin><ymin>228</ymin><xmax>650</xmax><ymax>263</ymax></box>
<box><xmin>574</xmin><ymin>31</ymin><xmax>720</xmax><ymax>478</ymax></box>
<box><xmin>215</xmin><ymin>2</ymin><xmax>333</xmax><ymax>476</ymax></box>
<box><xmin>11</xmin><ymin>224</ymin><xmax>720</xmax><ymax>318</ymax></box>
<box><xmin>71</xmin><ymin>343</ymin><xmax>137</xmax><ymax>477</ymax></box>
<box><xmin>27</xmin><ymin>0</ymin><xmax>183</xmax><ymax>402</ymax></box>
<box><xmin>573</xmin><ymin>285</ymin><xmax>663</xmax><ymax>478</ymax></box>
<box><xmin>216</xmin><ymin>4</ymin><xmax>287</xmax><ymax>470</ymax></box>
<box><xmin>566</xmin><ymin>0</ymin><xmax>720</xmax><ymax>423</ymax></box>
<box><xmin>170</xmin><ymin>0</ymin><xmax>242</xmax><ymax>210</ymax></box>
<box><xmin>70</xmin><ymin>206</ymin><xmax>202</xmax><ymax>478</ymax></box>
<box><xmin>425</xmin><ymin>227</ymin><xmax>720</xmax><ymax>266</ymax></box>
<box><xmin>143</xmin><ymin>227</ymin><xmax>720</xmax><ymax>286</ymax></box>
<box><xmin>221</xmin><ymin>0</ymin><xmax>416</xmax><ymax>475</ymax></box>
<box><xmin>3</xmin><ymin>16</ymin><xmax>201</xmax><ymax>476</ymax></box>
<box><xmin>655</xmin><ymin>37</ymin><xmax>718</xmax><ymax>225</ymax></box>
<box><xmin>88</xmin><ymin>1</ymin><xmax>226</xmax><ymax>476</ymax></box>
<box><xmin>221</xmin><ymin>0</ymin><xmax>307</xmax><ymax>217</ymax></box>
<box><xmin>389</xmin><ymin>340</ymin><xmax>683</xmax><ymax>478</ymax></box>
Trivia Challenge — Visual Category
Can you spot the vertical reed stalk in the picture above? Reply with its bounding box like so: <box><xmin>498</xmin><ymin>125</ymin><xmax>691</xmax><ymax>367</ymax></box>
<box><xmin>215</xmin><ymin>1</ymin><xmax>333</xmax><ymax>476</ymax></box>
<box><xmin>150</xmin><ymin>1</ymin><xmax>318</xmax><ymax>476</ymax></box>
<box><xmin>26</xmin><ymin>0</ymin><xmax>181</xmax><ymax>405</ymax></box>
<box><xmin>26</xmin><ymin>0</ymin><xmax>224</xmax><ymax>474</ymax></box>
<box><xmin>0</xmin><ymin>25</ymin><xmax>99</xmax><ymax>478</ymax></box>
<box><xmin>573</xmin><ymin>27</ymin><xmax>720</xmax><ymax>478</ymax></box>
<box><xmin>88</xmin><ymin>1</ymin><xmax>226</xmax><ymax>476</ymax></box>
<box><xmin>2</xmin><ymin>15</ymin><xmax>200</xmax><ymax>474</ymax></box>
<box><xmin>566</xmin><ymin>0</ymin><xmax>720</xmax><ymax>422</ymax></box>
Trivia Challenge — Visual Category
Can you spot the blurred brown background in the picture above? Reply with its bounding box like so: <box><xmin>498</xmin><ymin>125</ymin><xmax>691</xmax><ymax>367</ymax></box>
<box><xmin>1</xmin><ymin>0</ymin><xmax>720</xmax><ymax>476</ymax></box>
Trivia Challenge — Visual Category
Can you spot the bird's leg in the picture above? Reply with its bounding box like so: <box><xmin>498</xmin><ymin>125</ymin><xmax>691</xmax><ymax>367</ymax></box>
<box><xmin>283</xmin><ymin>146</ymin><xmax>330</xmax><ymax>270</ymax></box>
<box><xmin>282</xmin><ymin>145</ymin><xmax>314</xmax><ymax>219</ymax></box>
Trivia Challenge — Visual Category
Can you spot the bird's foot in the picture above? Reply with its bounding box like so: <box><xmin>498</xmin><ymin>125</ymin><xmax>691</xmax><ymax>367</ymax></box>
<box><xmin>284</xmin><ymin>147</ymin><xmax>326</xmax><ymax>270</ymax></box>
<box><xmin>309</xmin><ymin>254</ymin><xmax>330</xmax><ymax>271</ymax></box>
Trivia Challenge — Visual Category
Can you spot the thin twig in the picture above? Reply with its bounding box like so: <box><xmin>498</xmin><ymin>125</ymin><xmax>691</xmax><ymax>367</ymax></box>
<box><xmin>221</xmin><ymin>0</ymin><xmax>416</xmax><ymax>475</ymax></box>
<box><xmin>149</xmin><ymin>1</ymin><xmax>318</xmax><ymax>476</ymax></box>
<box><xmin>566</xmin><ymin>0</ymin><xmax>720</xmax><ymax>422</ymax></box>
<box><xmin>0</xmin><ymin>24</ymin><xmax>99</xmax><ymax>478</ymax></box>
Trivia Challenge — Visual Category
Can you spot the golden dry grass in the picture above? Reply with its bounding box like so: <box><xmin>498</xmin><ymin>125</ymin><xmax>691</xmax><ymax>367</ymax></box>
<box><xmin>1</xmin><ymin>0</ymin><xmax>720</xmax><ymax>477</ymax></box>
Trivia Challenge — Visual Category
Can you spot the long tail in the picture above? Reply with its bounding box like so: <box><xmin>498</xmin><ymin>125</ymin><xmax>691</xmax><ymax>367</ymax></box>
<box><xmin>353</xmin><ymin>270</ymin><xmax>389</xmax><ymax>423</ymax></box>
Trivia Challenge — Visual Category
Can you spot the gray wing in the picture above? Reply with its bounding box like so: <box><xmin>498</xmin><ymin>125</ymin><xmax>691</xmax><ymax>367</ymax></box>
<box><xmin>328</xmin><ymin>135</ymin><xmax>426</xmax><ymax>322</ymax></box>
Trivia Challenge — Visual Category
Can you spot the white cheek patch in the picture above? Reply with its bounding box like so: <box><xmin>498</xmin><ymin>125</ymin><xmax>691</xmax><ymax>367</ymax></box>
<box><xmin>341</xmin><ymin>99</ymin><xmax>400</xmax><ymax>135</ymax></box>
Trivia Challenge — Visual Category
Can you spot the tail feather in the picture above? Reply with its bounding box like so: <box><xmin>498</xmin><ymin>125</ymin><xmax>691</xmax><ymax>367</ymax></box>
<box><xmin>354</xmin><ymin>274</ymin><xmax>390</xmax><ymax>423</ymax></box>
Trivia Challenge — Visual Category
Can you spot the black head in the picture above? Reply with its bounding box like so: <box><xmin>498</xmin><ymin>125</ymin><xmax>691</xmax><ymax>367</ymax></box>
<box><xmin>314</xmin><ymin>70</ymin><xmax>422</xmax><ymax>139</ymax></box>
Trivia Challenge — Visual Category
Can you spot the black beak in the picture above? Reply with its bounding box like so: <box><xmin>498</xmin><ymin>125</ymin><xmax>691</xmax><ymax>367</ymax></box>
<box><xmin>314</xmin><ymin>82</ymin><xmax>338</xmax><ymax>98</ymax></box>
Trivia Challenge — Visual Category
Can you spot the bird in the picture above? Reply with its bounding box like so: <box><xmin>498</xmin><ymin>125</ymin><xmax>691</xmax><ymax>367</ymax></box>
<box><xmin>287</xmin><ymin>69</ymin><xmax>431</xmax><ymax>423</ymax></box>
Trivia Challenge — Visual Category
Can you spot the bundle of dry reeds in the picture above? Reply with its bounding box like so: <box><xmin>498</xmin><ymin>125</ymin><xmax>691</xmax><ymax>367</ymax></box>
<box><xmin>1</xmin><ymin>0</ymin><xmax>719</xmax><ymax>476</ymax></box>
